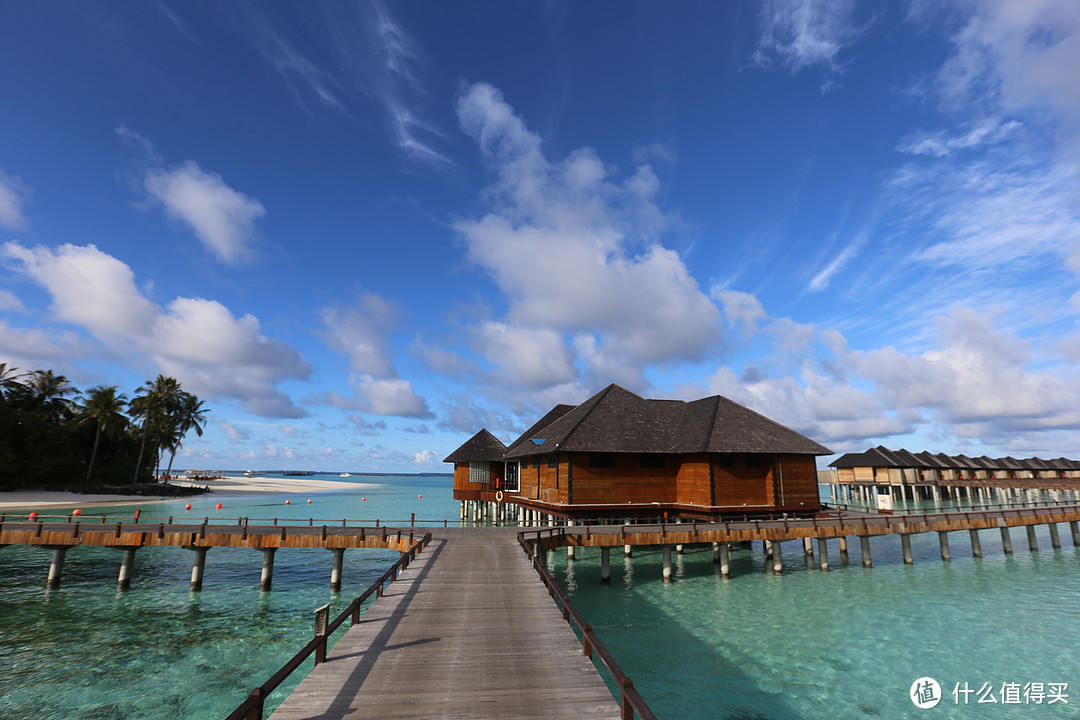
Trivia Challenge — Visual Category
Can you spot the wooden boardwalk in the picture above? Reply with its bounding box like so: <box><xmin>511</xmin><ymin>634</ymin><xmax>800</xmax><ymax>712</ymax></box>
<box><xmin>268</xmin><ymin>528</ymin><xmax>621</xmax><ymax>720</ymax></box>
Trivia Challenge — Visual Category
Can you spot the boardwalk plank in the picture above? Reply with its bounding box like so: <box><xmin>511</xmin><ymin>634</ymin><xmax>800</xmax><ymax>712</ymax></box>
<box><xmin>269</xmin><ymin>531</ymin><xmax>621</xmax><ymax>720</ymax></box>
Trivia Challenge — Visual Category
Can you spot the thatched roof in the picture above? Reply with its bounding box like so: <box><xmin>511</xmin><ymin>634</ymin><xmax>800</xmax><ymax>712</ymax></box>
<box><xmin>443</xmin><ymin>428</ymin><xmax>508</xmax><ymax>463</ymax></box>
<box><xmin>503</xmin><ymin>384</ymin><xmax>830</xmax><ymax>459</ymax></box>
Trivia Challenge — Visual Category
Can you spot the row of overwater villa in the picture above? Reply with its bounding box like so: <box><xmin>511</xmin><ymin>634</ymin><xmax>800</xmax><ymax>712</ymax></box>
<box><xmin>822</xmin><ymin>446</ymin><xmax>1080</xmax><ymax>507</ymax></box>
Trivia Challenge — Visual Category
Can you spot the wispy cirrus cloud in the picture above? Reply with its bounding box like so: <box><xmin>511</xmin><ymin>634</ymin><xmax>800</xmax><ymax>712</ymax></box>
<box><xmin>236</xmin><ymin>0</ymin><xmax>451</xmax><ymax>168</ymax></box>
<box><xmin>753</xmin><ymin>0</ymin><xmax>863</xmax><ymax>74</ymax></box>
<box><xmin>0</xmin><ymin>169</ymin><xmax>30</xmax><ymax>231</ymax></box>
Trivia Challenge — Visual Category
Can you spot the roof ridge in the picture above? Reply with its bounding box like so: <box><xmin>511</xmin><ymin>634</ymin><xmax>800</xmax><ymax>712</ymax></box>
<box><xmin>557</xmin><ymin>384</ymin><xmax>617</xmax><ymax>449</ymax></box>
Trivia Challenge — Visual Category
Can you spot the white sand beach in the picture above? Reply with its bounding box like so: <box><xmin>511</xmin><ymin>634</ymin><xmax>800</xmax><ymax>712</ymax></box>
<box><xmin>0</xmin><ymin>474</ymin><xmax>371</xmax><ymax>510</ymax></box>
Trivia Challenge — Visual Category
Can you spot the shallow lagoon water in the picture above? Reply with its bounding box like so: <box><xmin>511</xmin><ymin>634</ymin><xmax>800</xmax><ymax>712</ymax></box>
<box><xmin>3</xmin><ymin>479</ymin><xmax>1080</xmax><ymax>719</ymax></box>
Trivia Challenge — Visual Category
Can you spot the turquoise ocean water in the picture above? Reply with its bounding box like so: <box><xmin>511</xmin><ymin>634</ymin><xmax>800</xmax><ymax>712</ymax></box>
<box><xmin>2</xmin><ymin>478</ymin><xmax>1079</xmax><ymax>719</ymax></box>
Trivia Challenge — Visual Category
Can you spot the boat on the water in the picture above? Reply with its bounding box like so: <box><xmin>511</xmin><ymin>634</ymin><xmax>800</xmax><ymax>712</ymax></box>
<box><xmin>340</xmin><ymin>472</ymin><xmax>352</xmax><ymax>477</ymax></box>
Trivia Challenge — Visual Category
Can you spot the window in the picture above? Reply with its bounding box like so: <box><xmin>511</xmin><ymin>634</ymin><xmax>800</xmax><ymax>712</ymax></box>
<box><xmin>533</xmin><ymin>456</ymin><xmax>541</xmax><ymax>469</ymax></box>
<box><xmin>589</xmin><ymin>453</ymin><xmax>616</xmax><ymax>469</ymax></box>
<box><xmin>745</xmin><ymin>454</ymin><xmax>761</xmax><ymax>468</ymax></box>
<box><xmin>468</xmin><ymin>462</ymin><xmax>490</xmax><ymax>485</ymax></box>
<box><xmin>639</xmin><ymin>454</ymin><xmax>665</xmax><ymax>469</ymax></box>
<box><xmin>547</xmin><ymin>454</ymin><xmax>558</xmax><ymax>468</ymax></box>
<box><xmin>716</xmin><ymin>454</ymin><xmax>734</xmax><ymax>468</ymax></box>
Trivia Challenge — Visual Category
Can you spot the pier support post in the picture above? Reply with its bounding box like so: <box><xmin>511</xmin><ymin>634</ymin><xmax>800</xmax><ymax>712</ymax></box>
<box><xmin>600</xmin><ymin>547</ymin><xmax>610</xmax><ymax>584</ymax></box>
<box><xmin>803</xmin><ymin>537</ymin><xmax>813</xmax><ymax>556</ymax></box>
<box><xmin>117</xmin><ymin>547</ymin><xmax>137</xmax><ymax>590</ymax></box>
<box><xmin>1070</xmin><ymin>521</ymin><xmax>1080</xmax><ymax>546</ymax></box>
<box><xmin>1048</xmin><ymin>523</ymin><xmax>1061</xmax><ymax>549</ymax></box>
<box><xmin>46</xmin><ymin>546</ymin><xmax>69</xmax><ymax>589</ymax></box>
<box><xmin>817</xmin><ymin>538</ymin><xmax>828</xmax><ymax>571</ymax></box>
<box><xmin>712</xmin><ymin>542</ymin><xmax>721</xmax><ymax>564</ymax></box>
<box><xmin>1000</xmin><ymin>527</ymin><xmax>1013</xmax><ymax>555</ymax></box>
<box><xmin>1026</xmin><ymin>526</ymin><xmax>1038</xmax><ymax>552</ymax></box>
<box><xmin>719</xmin><ymin>543</ymin><xmax>730</xmax><ymax>578</ymax></box>
<box><xmin>771</xmin><ymin>540</ymin><xmax>782</xmax><ymax>574</ymax></box>
<box><xmin>330</xmin><ymin>548</ymin><xmax>345</xmax><ymax>592</ymax></box>
<box><xmin>764</xmin><ymin>539</ymin><xmax>773</xmax><ymax>559</ymax></box>
<box><xmin>901</xmin><ymin>534</ymin><xmax>913</xmax><ymax>564</ymax></box>
<box><xmin>859</xmin><ymin>536</ymin><xmax>872</xmax><ymax>567</ymax></box>
<box><xmin>838</xmin><ymin>536</ymin><xmax>848</xmax><ymax>556</ymax></box>
<box><xmin>969</xmin><ymin>529</ymin><xmax>982</xmax><ymax>558</ymax></box>
<box><xmin>662</xmin><ymin>546</ymin><xmax>673</xmax><ymax>582</ymax></box>
<box><xmin>188</xmin><ymin>547</ymin><xmax>208</xmax><ymax>591</ymax></box>
<box><xmin>567</xmin><ymin>520</ymin><xmax>575</xmax><ymax>560</ymax></box>
<box><xmin>260</xmin><ymin>548</ymin><xmax>277</xmax><ymax>591</ymax></box>
<box><xmin>938</xmin><ymin>532</ymin><xmax>950</xmax><ymax>562</ymax></box>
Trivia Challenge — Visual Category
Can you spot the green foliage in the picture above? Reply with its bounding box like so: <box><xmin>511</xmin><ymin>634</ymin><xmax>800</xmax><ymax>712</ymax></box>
<box><xmin>0</xmin><ymin>366</ymin><xmax>208</xmax><ymax>490</ymax></box>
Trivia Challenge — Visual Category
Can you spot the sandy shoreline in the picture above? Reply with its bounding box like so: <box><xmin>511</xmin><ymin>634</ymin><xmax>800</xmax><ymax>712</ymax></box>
<box><xmin>0</xmin><ymin>474</ymin><xmax>373</xmax><ymax>510</ymax></box>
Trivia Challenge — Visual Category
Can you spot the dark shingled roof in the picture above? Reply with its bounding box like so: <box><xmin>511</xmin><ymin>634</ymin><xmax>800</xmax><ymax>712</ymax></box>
<box><xmin>830</xmin><ymin>450</ymin><xmax>1080</xmax><ymax>472</ymax></box>
<box><xmin>503</xmin><ymin>384</ymin><xmax>830</xmax><ymax>459</ymax></box>
<box><xmin>504</xmin><ymin>404</ymin><xmax>576</xmax><ymax>457</ymax></box>
<box><xmin>443</xmin><ymin>428</ymin><xmax>508</xmax><ymax>463</ymax></box>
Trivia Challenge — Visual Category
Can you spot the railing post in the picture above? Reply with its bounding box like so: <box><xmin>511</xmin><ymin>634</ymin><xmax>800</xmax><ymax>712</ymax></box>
<box><xmin>620</xmin><ymin>677</ymin><xmax>635</xmax><ymax>720</ymax></box>
<box><xmin>314</xmin><ymin>603</ymin><xmax>330</xmax><ymax>665</ymax></box>
<box><xmin>582</xmin><ymin>624</ymin><xmax>593</xmax><ymax>658</ymax></box>
<box><xmin>245</xmin><ymin>688</ymin><xmax>264</xmax><ymax>720</ymax></box>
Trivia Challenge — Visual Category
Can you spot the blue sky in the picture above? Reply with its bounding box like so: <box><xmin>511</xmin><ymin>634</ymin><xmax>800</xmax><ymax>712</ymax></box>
<box><xmin>3</xmin><ymin>0</ymin><xmax>1080</xmax><ymax>472</ymax></box>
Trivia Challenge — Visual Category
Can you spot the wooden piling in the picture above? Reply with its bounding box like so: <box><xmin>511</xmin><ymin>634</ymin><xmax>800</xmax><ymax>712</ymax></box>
<box><xmin>117</xmin><ymin>547</ymin><xmax>136</xmax><ymax>590</ymax></box>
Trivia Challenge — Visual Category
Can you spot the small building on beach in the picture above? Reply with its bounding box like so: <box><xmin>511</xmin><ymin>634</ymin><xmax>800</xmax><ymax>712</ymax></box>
<box><xmin>445</xmin><ymin>383</ymin><xmax>831</xmax><ymax>520</ymax></box>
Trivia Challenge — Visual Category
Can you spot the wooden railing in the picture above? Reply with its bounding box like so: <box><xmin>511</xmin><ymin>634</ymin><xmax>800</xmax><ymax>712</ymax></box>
<box><xmin>222</xmin><ymin>532</ymin><xmax>432</xmax><ymax>720</ymax></box>
<box><xmin>517</xmin><ymin>529</ymin><xmax>658</xmax><ymax>720</ymax></box>
<box><xmin>823</xmin><ymin>497</ymin><xmax>1080</xmax><ymax>516</ymax></box>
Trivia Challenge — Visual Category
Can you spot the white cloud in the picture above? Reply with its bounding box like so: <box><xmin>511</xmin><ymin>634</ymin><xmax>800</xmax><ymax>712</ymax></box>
<box><xmin>714</xmin><ymin>289</ymin><xmax>767</xmax><ymax>337</ymax></box>
<box><xmin>413</xmin><ymin>449</ymin><xmax>437</xmax><ymax>464</ymax></box>
<box><xmin>347</xmin><ymin>414</ymin><xmax>387</xmax><ymax>436</ymax></box>
<box><xmin>2</xmin><ymin>242</ymin><xmax>157</xmax><ymax>337</ymax></box>
<box><xmin>328</xmin><ymin>375</ymin><xmax>432</xmax><ymax>418</ymax></box>
<box><xmin>145</xmin><ymin>161</ymin><xmax>265</xmax><ymax>264</ymax></box>
<box><xmin>0</xmin><ymin>319</ymin><xmax>82</xmax><ymax>364</ymax></box>
<box><xmin>753</xmin><ymin>0</ymin><xmax>862</xmax><ymax>73</ymax></box>
<box><xmin>320</xmin><ymin>294</ymin><xmax>398</xmax><ymax>377</ymax></box>
<box><xmin>897</xmin><ymin>118</ymin><xmax>1021</xmax><ymax>157</ymax></box>
<box><xmin>220</xmin><ymin>421</ymin><xmax>251</xmax><ymax>443</ymax></box>
<box><xmin>936</xmin><ymin>0</ymin><xmax>1080</xmax><ymax>142</ymax></box>
<box><xmin>0</xmin><ymin>171</ymin><xmax>30</xmax><ymax>231</ymax></box>
<box><xmin>0</xmin><ymin>289</ymin><xmax>25</xmax><ymax>313</ymax></box>
<box><xmin>4</xmin><ymin>241</ymin><xmax>309</xmax><ymax>417</ymax></box>
<box><xmin>474</xmin><ymin>322</ymin><xmax>576</xmax><ymax>389</ymax></box>
<box><xmin>453</xmin><ymin>83</ymin><xmax>722</xmax><ymax>388</ymax></box>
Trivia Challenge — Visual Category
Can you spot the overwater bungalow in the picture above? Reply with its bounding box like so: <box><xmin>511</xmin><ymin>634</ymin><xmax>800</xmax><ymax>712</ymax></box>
<box><xmin>445</xmin><ymin>383</ymin><xmax>831</xmax><ymax>521</ymax></box>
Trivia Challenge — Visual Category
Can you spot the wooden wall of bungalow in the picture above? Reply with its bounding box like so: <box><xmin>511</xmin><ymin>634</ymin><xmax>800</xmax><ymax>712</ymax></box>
<box><xmin>451</xmin><ymin>461</ymin><xmax>505</xmax><ymax>501</ymax></box>
<box><xmin>516</xmin><ymin>451</ymin><xmax>819</xmax><ymax>511</ymax></box>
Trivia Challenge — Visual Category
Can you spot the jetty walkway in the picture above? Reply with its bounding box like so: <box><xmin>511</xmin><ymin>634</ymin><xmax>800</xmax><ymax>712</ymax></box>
<box><xmin>268</xmin><ymin>528</ymin><xmax>624</xmax><ymax>720</ymax></box>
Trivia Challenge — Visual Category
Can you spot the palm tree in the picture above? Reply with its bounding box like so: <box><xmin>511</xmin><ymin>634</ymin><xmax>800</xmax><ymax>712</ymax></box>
<box><xmin>130</xmin><ymin>375</ymin><xmax>181</xmax><ymax>482</ymax></box>
<box><xmin>163</xmin><ymin>392</ymin><xmax>208</xmax><ymax>479</ymax></box>
<box><xmin>24</xmin><ymin>369</ymin><xmax>80</xmax><ymax>423</ymax></box>
<box><xmin>0</xmin><ymin>363</ymin><xmax>25</xmax><ymax>398</ymax></box>
<box><xmin>77</xmin><ymin>385</ymin><xmax>128</xmax><ymax>484</ymax></box>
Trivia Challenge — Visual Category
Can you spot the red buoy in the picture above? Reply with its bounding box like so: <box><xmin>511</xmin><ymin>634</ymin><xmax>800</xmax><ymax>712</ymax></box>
<box><xmin>307</xmin><ymin>499</ymin><xmax>312</xmax><ymax>504</ymax></box>
<box><xmin>285</xmin><ymin>499</ymin><xmax>291</xmax><ymax>505</ymax></box>
<box><xmin>28</xmin><ymin>512</ymin><xmax>38</xmax><ymax>521</ymax></box>
<box><xmin>185</xmin><ymin>504</ymin><xmax>192</xmax><ymax>510</ymax></box>
<box><xmin>72</xmin><ymin>509</ymin><xmax>82</xmax><ymax>516</ymax></box>
<box><xmin>362</xmin><ymin>497</ymin><xmax>366</xmax><ymax>502</ymax></box>
<box><xmin>418</xmin><ymin>494</ymin><xmax>422</xmax><ymax>499</ymax></box>
<box><xmin>215</xmin><ymin>503</ymin><xmax>223</xmax><ymax>509</ymax></box>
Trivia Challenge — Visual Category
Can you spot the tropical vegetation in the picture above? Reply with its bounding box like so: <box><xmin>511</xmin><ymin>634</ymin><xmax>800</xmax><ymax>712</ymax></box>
<box><xmin>0</xmin><ymin>364</ymin><xmax>209</xmax><ymax>491</ymax></box>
